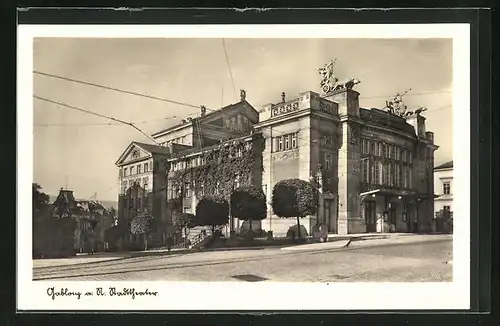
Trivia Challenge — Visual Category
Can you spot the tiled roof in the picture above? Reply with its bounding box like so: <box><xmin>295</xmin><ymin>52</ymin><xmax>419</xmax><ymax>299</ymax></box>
<box><xmin>151</xmin><ymin>100</ymin><xmax>255</xmax><ymax>136</ymax></box>
<box><xmin>434</xmin><ymin>160</ymin><xmax>453</xmax><ymax>170</ymax></box>
<box><xmin>133</xmin><ymin>142</ymin><xmax>171</xmax><ymax>155</ymax></box>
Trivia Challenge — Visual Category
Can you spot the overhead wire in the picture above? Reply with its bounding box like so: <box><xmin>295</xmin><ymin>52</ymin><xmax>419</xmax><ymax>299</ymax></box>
<box><xmin>33</xmin><ymin>95</ymin><xmax>158</xmax><ymax>144</ymax></box>
<box><xmin>221</xmin><ymin>39</ymin><xmax>238</xmax><ymax>102</ymax></box>
<box><xmin>34</xmin><ymin>71</ymin><xmax>450</xmax><ymax>149</ymax></box>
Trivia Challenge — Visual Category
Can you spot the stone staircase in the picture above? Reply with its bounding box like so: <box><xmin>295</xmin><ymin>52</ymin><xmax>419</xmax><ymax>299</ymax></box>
<box><xmin>184</xmin><ymin>225</ymin><xmax>225</xmax><ymax>249</ymax></box>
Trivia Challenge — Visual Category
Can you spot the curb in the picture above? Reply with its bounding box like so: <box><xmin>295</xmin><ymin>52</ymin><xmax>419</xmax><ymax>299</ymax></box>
<box><xmin>281</xmin><ymin>239</ymin><xmax>351</xmax><ymax>251</ymax></box>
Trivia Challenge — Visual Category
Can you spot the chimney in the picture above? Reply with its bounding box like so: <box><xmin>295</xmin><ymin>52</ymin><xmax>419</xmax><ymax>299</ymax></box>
<box><xmin>240</xmin><ymin>89</ymin><xmax>246</xmax><ymax>101</ymax></box>
<box><xmin>281</xmin><ymin>92</ymin><xmax>286</xmax><ymax>103</ymax></box>
<box><xmin>200</xmin><ymin>105</ymin><xmax>207</xmax><ymax>117</ymax></box>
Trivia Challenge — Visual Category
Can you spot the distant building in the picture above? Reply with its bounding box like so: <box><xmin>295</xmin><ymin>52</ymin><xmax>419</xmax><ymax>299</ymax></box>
<box><xmin>52</xmin><ymin>188</ymin><xmax>113</xmax><ymax>252</ymax></box>
<box><xmin>434</xmin><ymin>160</ymin><xmax>453</xmax><ymax>214</ymax></box>
<box><xmin>116</xmin><ymin>59</ymin><xmax>438</xmax><ymax>236</ymax></box>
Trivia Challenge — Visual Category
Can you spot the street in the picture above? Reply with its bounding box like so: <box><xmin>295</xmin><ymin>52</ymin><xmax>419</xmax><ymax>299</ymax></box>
<box><xmin>33</xmin><ymin>237</ymin><xmax>452</xmax><ymax>282</ymax></box>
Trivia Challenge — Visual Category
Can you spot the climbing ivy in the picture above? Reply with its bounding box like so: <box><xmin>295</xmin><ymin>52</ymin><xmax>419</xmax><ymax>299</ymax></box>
<box><xmin>171</xmin><ymin>134</ymin><xmax>264</xmax><ymax>202</ymax></box>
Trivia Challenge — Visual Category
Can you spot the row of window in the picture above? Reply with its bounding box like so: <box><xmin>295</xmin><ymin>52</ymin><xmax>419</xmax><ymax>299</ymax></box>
<box><xmin>122</xmin><ymin>177</ymin><xmax>149</xmax><ymax>194</ymax></box>
<box><xmin>168</xmin><ymin>175</ymin><xmax>242</xmax><ymax>199</ymax></box>
<box><xmin>272</xmin><ymin>132</ymin><xmax>298</xmax><ymax>153</ymax></box>
<box><xmin>170</xmin><ymin>146</ymin><xmax>247</xmax><ymax>172</ymax></box>
<box><xmin>361</xmin><ymin>159</ymin><xmax>412</xmax><ymax>189</ymax></box>
<box><xmin>225</xmin><ymin>115</ymin><xmax>251</xmax><ymax>132</ymax></box>
<box><xmin>160</xmin><ymin>136</ymin><xmax>188</xmax><ymax>147</ymax></box>
<box><xmin>122</xmin><ymin>162</ymin><xmax>149</xmax><ymax>177</ymax></box>
<box><xmin>361</xmin><ymin>139</ymin><xmax>413</xmax><ymax>163</ymax></box>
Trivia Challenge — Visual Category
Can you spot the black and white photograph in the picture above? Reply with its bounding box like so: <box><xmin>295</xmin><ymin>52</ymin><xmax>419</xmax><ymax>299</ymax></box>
<box><xmin>18</xmin><ymin>24</ymin><xmax>470</xmax><ymax>311</ymax></box>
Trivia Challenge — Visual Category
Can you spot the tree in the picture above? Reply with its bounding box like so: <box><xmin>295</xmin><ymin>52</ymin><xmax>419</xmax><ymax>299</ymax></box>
<box><xmin>174</xmin><ymin>212</ymin><xmax>196</xmax><ymax>244</ymax></box>
<box><xmin>130</xmin><ymin>214</ymin><xmax>153</xmax><ymax>250</ymax></box>
<box><xmin>230</xmin><ymin>185</ymin><xmax>267</xmax><ymax>236</ymax></box>
<box><xmin>195</xmin><ymin>195</ymin><xmax>229</xmax><ymax>234</ymax></box>
<box><xmin>32</xmin><ymin>183</ymin><xmax>50</xmax><ymax>213</ymax></box>
<box><xmin>271</xmin><ymin>178</ymin><xmax>318</xmax><ymax>240</ymax></box>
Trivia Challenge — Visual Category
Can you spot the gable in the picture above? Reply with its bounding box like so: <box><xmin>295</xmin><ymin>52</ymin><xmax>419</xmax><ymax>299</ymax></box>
<box><xmin>115</xmin><ymin>143</ymin><xmax>153</xmax><ymax>166</ymax></box>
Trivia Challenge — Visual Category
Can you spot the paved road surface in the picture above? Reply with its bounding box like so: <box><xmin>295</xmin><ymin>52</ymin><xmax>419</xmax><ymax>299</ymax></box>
<box><xmin>33</xmin><ymin>239</ymin><xmax>452</xmax><ymax>282</ymax></box>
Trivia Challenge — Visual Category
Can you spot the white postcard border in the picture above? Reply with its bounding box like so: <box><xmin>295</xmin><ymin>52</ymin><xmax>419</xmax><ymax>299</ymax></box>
<box><xmin>18</xmin><ymin>24</ymin><xmax>470</xmax><ymax>311</ymax></box>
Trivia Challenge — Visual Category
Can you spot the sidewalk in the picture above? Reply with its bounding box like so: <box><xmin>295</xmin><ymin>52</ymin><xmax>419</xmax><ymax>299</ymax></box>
<box><xmin>281</xmin><ymin>233</ymin><xmax>452</xmax><ymax>252</ymax></box>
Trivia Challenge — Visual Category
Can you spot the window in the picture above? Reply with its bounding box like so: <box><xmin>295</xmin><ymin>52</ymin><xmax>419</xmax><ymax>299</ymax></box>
<box><xmin>278</xmin><ymin>136</ymin><xmax>283</xmax><ymax>151</ymax></box>
<box><xmin>130</xmin><ymin>166</ymin><xmax>135</xmax><ymax>175</ymax></box>
<box><xmin>372</xmin><ymin>161</ymin><xmax>380</xmax><ymax>184</ymax></box>
<box><xmin>383</xmin><ymin>143</ymin><xmax>389</xmax><ymax>158</ymax></box>
<box><xmin>143</xmin><ymin>177</ymin><xmax>148</xmax><ymax>191</ymax></box>
<box><xmin>144</xmin><ymin>162</ymin><xmax>148</xmax><ymax>173</ymax></box>
<box><xmin>291</xmin><ymin>134</ymin><xmax>297</xmax><ymax>148</ymax></box>
<box><xmin>325</xmin><ymin>154</ymin><xmax>333</xmax><ymax>172</ymax></box>
<box><xmin>183</xmin><ymin>207</ymin><xmax>192</xmax><ymax>214</ymax></box>
<box><xmin>361</xmin><ymin>139</ymin><xmax>367</xmax><ymax>154</ymax></box>
<box><xmin>369</xmin><ymin>141</ymin><xmax>375</xmax><ymax>155</ymax></box>
<box><xmin>442</xmin><ymin>181</ymin><xmax>451</xmax><ymax>195</ymax></box>
<box><xmin>284</xmin><ymin>135</ymin><xmax>290</xmax><ymax>150</ymax></box>
<box><xmin>137</xmin><ymin>164</ymin><xmax>142</xmax><ymax>174</ymax></box>
<box><xmin>402</xmin><ymin>149</ymin><xmax>407</xmax><ymax>162</ymax></box>
<box><xmin>443</xmin><ymin>205</ymin><xmax>451</xmax><ymax>212</ymax></box>
<box><xmin>185</xmin><ymin>182</ymin><xmax>191</xmax><ymax>197</ymax></box>
<box><xmin>395</xmin><ymin>164</ymin><xmax>401</xmax><ymax>187</ymax></box>
<box><xmin>382</xmin><ymin>163</ymin><xmax>388</xmax><ymax>185</ymax></box>
<box><xmin>388</xmin><ymin>164</ymin><xmax>394</xmax><ymax>186</ymax></box>
<box><xmin>374</xmin><ymin>142</ymin><xmax>379</xmax><ymax>156</ymax></box>
<box><xmin>362</xmin><ymin>158</ymin><xmax>369</xmax><ymax>183</ymax></box>
<box><xmin>124</xmin><ymin>167</ymin><xmax>128</xmax><ymax>177</ymax></box>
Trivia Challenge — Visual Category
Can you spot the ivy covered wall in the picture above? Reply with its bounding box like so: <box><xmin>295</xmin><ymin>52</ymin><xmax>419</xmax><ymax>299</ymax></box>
<box><xmin>168</xmin><ymin>133</ymin><xmax>265</xmax><ymax>205</ymax></box>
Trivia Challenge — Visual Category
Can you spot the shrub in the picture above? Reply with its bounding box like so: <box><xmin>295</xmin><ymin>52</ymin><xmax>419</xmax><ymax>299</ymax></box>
<box><xmin>272</xmin><ymin>178</ymin><xmax>318</xmax><ymax>239</ymax></box>
<box><xmin>286</xmin><ymin>224</ymin><xmax>309</xmax><ymax>239</ymax></box>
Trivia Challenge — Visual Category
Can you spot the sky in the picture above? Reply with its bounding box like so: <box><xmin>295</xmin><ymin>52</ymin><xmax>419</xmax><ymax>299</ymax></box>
<box><xmin>32</xmin><ymin>38</ymin><xmax>453</xmax><ymax>201</ymax></box>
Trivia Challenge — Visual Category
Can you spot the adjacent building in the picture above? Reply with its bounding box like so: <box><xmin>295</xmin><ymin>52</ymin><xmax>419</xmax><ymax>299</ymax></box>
<box><xmin>434</xmin><ymin>160</ymin><xmax>453</xmax><ymax>214</ymax></box>
<box><xmin>116</xmin><ymin>59</ymin><xmax>439</xmax><ymax>237</ymax></box>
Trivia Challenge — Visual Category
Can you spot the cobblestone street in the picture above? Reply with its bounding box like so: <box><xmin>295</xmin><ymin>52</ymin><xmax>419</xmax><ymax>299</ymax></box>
<box><xmin>33</xmin><ymin>237</ymin><xmax>452</xmax><ymax>282</ymax></box>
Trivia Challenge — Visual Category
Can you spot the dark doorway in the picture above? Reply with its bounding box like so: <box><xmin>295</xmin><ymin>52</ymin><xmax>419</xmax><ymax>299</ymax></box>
<box><xmin>365</xmin><ymin>201</ymin><xmax>377</xmax><ymax>232</ymax></box>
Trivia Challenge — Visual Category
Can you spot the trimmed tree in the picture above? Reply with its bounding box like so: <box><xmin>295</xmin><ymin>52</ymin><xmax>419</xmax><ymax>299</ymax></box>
<box><xmin>130</xmin><ymin>214</ymin><xmax>153</xmax><ymax>250</ymax></box>
<box><xmin>195</xmin><ymin>195</ymin><xmax>229</xmax><ymax>234</ymax></box>
<box><xmin>230</xmin><ymin>185</ymin><xmax>267</xmax><ymax>236</ymax></box>
<box><xmin>174</xmin><ymin>212</ymin><xmax>197</xmax><ymax>243</ymax></box>
<box><xmin>271</xmin><ymin>178</ymin><xmax>318</xmax><ymax>240</ymax></box>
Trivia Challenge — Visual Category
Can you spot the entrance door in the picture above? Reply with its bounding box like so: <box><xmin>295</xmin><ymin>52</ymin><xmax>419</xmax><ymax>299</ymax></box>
<box><xmin>365</xmin><ymin>201</ymin><xmax>377</xmax><ymax>232</ymax></box>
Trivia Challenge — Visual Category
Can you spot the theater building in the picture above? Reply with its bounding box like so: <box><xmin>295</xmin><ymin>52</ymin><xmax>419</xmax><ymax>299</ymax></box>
<box><xmin>116</xmin><ymin>59</ymin><xmax>438</xmax><ymax>237</ymax></box>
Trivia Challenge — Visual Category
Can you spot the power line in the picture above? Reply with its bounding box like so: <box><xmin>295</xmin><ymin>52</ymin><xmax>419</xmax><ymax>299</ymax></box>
<box><xmin>34</xmin><ymin>69</ymin><xmax>451</xmax><ymax>107</ymax></box>
<box><xmin>34</xmin><ymin>70</ymin><xmax>201</xmax><ymax>109</ymax></box>
<box><xmin>221</xmin><ymin>39</ymin><xmax>238</xmax><ymax>102</ymax></box>
<box><xmin>34</xmin><ymin>70</ymin><xmax>450</xmax><ymax>149</ymax></box>
<box><xmin>34</xmin><ymin>114</ymin><xmax>193</xmax><ymax>127</ymax></box>
<box><xmin>33</xmin><ymin>95</ymin><xmax>158</xmax><ymax>144</ymax></box>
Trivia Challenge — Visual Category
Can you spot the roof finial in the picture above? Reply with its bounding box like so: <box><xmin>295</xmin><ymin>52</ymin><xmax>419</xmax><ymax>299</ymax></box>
<box><xmin>281</xmin><ymin>92</ymin><xmax>286</xmax><ymax>103</ymax></box>
<box><xmin>240</xmin><ymin>89</ymin><xmax>246</xmax><ymax>101</ymax></box>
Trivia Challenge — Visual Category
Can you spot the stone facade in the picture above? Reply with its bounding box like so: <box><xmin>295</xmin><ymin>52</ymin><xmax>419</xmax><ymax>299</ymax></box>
<box><xmin>116</xmin><ymin>64</ymin><xmax>438</xmax><ymax>237</ymax></box>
